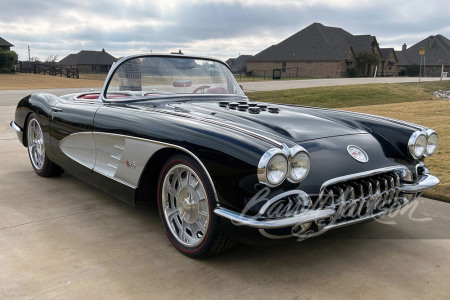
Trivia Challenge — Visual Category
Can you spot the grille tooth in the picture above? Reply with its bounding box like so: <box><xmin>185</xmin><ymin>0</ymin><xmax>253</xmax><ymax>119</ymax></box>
<box><xmin>320</xmin><ymin>171</ymin><xmax>403</xmax><ymax>225</ymax></box>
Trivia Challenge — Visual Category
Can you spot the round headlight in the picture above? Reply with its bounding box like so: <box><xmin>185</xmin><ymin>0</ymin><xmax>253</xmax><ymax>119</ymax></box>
<box><xmin>426</xmin><ymin>131</ymin><xmax>438</xmax><ymax>156</ymax></box>
<box><xmin>266</xmin><ymin>154</ymin><xmax>288</xmax><ymax>185</ymax></box>
<box><xmin>289</xmin><ymin>152</ymin><xmax>310</xmax><ymax>182</ymax></box>
<box><xmin>408</xmin><ymin>131</ymin><xmax>427</xmax><ymax>159</ymax></box>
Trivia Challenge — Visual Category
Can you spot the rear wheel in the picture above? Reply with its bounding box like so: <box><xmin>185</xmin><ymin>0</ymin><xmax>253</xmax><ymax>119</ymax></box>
<box><xmin>27</xmin><ymin>113</ymin><xmax>63</xmax><ymax>177</ymax></box>
<box><xmin>157</xmin><ymin>155</ymin><xmax>235</xmax><ymax>258</ymax></box>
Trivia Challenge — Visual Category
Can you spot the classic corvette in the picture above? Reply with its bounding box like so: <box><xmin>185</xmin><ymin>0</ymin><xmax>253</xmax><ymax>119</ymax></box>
<box><xmin>11</xmin><ymin>54</ymin><xmax>440</xmax><ymax>258</ymax></box>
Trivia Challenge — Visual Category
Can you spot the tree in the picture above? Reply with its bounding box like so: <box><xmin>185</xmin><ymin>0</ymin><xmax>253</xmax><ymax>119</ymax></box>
<box><xmin>0</xmin><ymin>50</ymin><xmax>18</xmax><ymax>70</ymax></box>
<box><xmin>45</xmin><ymin>55</ymin><xmax>59</xmax><ymax>66</ymax></box>
<box><xmin>357</xmin><ymin>50</ymin><xmax>380</xmax><ymax>76</ymax></box>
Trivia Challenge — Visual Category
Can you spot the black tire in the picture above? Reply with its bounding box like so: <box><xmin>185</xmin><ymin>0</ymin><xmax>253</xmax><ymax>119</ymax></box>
<box><xmin>157</xmin><ymin>154</ymin><xmax>236</xmax><ymax>258</ymax></box>
<box><xmin>26</xmin><ymin>113</ymin><xmax>63</xmax><ymax>177</ymax></box>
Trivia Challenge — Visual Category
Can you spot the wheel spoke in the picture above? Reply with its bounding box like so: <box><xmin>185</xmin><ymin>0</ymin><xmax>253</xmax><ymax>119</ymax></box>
<box><xmin>161</xmin><ymin>163</ymin><xmax>210</xmax><ymax>248</ymax></box>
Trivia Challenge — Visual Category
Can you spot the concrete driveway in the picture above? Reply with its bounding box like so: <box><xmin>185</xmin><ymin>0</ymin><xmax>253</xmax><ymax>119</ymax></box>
<box><xmin>1</xmin><ymin>84</ymin><xmax>450</xmax><ymax>299</ymax></box>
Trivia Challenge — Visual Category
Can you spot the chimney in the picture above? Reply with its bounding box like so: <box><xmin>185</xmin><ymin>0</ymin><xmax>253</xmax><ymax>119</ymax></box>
<box><xmin>402</xmin><ymin>43</ymin><xmax>407</xmax><ymax>51</ymax></box>
<box><xmin>429</xmin><ymin>36</ymin><xmax>434</xmax><ymax>48</ymax></box>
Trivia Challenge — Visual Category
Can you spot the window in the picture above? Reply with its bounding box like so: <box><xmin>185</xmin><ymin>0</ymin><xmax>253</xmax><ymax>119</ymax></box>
<box><xmin>282</xmin><ymin>62</ymin><xmax>286</xmax><ymax>72</ymax></box>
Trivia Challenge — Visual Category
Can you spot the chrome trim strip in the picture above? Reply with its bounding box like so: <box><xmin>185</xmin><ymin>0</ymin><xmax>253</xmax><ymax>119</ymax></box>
<box><xmin>143</xmin><ymin>108</ymin><xmax>283</xmax><ymax>148</ymax></box>
<box><xmin>114</xmin><ymin>145</ymin><xmax>125</xmax><ymax>150</ymax></box>
<box><xmin>107</xmin><ymin>164</ymin><xmax>118</xmax><ymax>169</ymax></box>
<box><xmin>323</xmin><ymin>199</ymin><xmax>410</xmax><ymax>230</ymax></box>
<box><xmin>94</xmin><ymin>169</ymin><xmax>137</xmax><ymax>189</ymax></box>
<box><xmin>399</xmin><ymin>174</ymin><xmax>440</xmax><ymax>193</ymax></box>
<box><xmin>214</xmin><ymin>207</ymin><xmax>335</xmax><ymax>229</ymax></box>
<box><xmin>110</xmin><ymin>154</ymin><xmax>121</xmax><ymax>161</ymax></box>
<box><xmin>10</xmin><ymin>121</ymin><xmax>22</xmax><ymax>132</ymax></box>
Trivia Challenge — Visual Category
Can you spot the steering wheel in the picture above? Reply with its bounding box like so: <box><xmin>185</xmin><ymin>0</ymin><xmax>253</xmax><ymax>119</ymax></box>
<box><xmin>192</xmin><ymin>85</ymin><xmax>211</xmax><ymax>94</ymax></box>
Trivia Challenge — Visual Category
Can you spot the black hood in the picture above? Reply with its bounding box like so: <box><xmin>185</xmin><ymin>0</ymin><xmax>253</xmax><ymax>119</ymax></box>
<box><xmin>159</xmin><ymin>100</ymin><xmax>368</xmax><ymax>143</ymax></box>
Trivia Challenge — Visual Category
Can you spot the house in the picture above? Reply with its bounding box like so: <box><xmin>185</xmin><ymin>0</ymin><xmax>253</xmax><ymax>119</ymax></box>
<box><xmin>0</xmin><ymin>37</ymin><xmax>14</xmax><ymax>51</ymax></box>
<box><xmin>247</xmin><ymin>23</ymin><xmax>388</xmax><ymax>78</ymax></box>
<box><xmin>226</xmin><ymin>55</ymin><xmax>252</xmax><ymax>73</ymax></box>
<box><xmin>58</xmin><ymin>49</ymin><xmax>117</xmax><ymax>73</ymax></box>
<box><xmin>380</xmin><ymin>48</ymin><xmax>398</xmax><ymax>76</ymax></box>
<box><xmin>396</xmin><ymin>35</ymin><xmax>450</xmax><ymax>77</ymax></box>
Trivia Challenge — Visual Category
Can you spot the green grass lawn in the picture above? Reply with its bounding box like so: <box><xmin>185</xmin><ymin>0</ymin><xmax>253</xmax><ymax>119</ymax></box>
<box><xmin>246</xmin><ymin>80</ymin><xmax>450</xmax><ymax>108</ymax></box>
<box><xmin>247</xmin><ymin>81</ymin><xmax>450</xmax><ymax>202</ymax></box>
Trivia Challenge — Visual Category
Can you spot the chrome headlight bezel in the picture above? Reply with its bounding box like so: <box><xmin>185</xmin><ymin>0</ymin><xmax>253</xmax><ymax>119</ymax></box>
<box><xmin>257</xmin><ymin>148</ymin><xmax>288</xmax><ymax>187</ymax></box>
<box><xmin>408</xmin><ymin>130</ymin><xmax>427</xmax><ymax>159</ymax></box>
<box><xmin>258</xmin><ymin>144</ymin><xmax>311</xmax><ymax>187</ymax></box>
<box><xmin>424</xmin><ymin>129</ymin><xmax>438</xmax><ymax>157</ymax></box>
<box><xmin>287</xmin><ymin>145</ymin><xmax>311</xmax><ymax>183</ymax></box>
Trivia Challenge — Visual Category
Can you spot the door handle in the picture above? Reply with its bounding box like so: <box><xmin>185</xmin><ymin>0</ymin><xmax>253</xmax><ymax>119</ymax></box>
<box><xmin>51</xmin><ymin>107</ymin><xmax>63</xmax><ymax>113</ymax></box>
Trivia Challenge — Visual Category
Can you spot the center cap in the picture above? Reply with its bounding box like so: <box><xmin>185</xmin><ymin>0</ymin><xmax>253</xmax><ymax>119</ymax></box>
<box><xmin>183</xmin><ymin>194</ymin><xmax>193</xmax><ymax>212</ymax></box>
<box><xmin>178</xmin><ymin>187</ymin><xmax>199</xmax><ymax>224</ymax></box>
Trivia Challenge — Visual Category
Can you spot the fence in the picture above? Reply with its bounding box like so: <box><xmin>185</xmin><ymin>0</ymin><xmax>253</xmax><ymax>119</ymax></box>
<box><xmin>16</xmin><ymin>61</ymin><xmax>79</xmax><ymax>79</ymax></box>
<box><xmin>232</xmin><ymin>67</ymin><xmax>300</xmax><ymax>81</ymax></box>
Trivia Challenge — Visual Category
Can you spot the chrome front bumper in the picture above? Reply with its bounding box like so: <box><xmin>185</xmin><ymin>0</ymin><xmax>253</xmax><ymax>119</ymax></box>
<box><xmin>10</xmin><ymin>121</ymin><xmax>22</xmax><ymax>132</ymax></box>
<box><xmin>214</xmin><ymin>173</ymin><xmax>439</xmax><ymax>231</ymax></box>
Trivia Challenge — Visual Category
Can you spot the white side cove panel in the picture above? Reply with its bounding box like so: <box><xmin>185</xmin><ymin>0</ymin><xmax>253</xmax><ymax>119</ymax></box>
<box><xmin>59</xmin><ymin>132</ymin><xmax>220</xmax><ymax>202</ymax></box>
<box><xmin>60</xmin><ymin>132</ymin><xmax>96</xmax><ymax>169</ymax></box>
<box><xmin>92</xmin><ymin>133</ymin><xmax>165</xmax><ymax>188</ymax></box>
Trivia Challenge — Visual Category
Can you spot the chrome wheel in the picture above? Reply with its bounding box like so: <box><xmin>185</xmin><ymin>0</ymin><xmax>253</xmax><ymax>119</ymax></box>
<box><xmin>161</xmin><ymin>164</ymin><xmax>210</xmax><ymax>247</ymax></box>
<box><xmin>27</xmin><ymin>118</ymin><xmax>45</xmax><ymax>171</ymax></box>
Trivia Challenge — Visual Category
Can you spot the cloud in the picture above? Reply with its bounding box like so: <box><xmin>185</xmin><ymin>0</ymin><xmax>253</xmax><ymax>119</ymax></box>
<box><xmin>1</xmin><ymin>0</ymin><xmax>449</xmax><ymax>61</ymax></box>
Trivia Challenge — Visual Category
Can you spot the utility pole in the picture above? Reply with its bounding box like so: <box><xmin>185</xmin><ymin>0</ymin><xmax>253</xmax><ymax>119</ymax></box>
<box><xmin>28</xmin><ymin>46</ymin><xmax>31</xmax><ymax>62</ymax></box>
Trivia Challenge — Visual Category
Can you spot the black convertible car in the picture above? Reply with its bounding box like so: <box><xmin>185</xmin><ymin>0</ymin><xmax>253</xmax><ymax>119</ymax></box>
<box><xmin>11</xmin><ymin>54</ymin><xmax>439</xmax><ymax>258</ymax></box>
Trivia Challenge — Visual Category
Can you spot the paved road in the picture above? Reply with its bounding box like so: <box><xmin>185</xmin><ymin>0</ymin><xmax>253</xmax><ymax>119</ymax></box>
<box><xmin>242</xmin><ymin>76</ymin><xmax>450</xmax><ymax>92</ymax></box>
<box><xmin>0</xmin><ymin>105</ymin><xmax>449</xmax><ymax>299</ymax></box>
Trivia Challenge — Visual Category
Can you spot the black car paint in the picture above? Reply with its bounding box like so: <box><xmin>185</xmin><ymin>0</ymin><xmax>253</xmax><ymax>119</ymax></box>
<box><xmin>13</xmin><ymin>91</ymin><xmax>421</xmax><ymax>216</ymax></box>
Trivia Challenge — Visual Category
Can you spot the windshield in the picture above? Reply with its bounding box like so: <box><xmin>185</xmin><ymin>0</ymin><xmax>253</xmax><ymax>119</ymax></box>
<box><xmin>105</xmin><ymin>55</ymin><xmax>244</xmax><ymax>100</ymax></box>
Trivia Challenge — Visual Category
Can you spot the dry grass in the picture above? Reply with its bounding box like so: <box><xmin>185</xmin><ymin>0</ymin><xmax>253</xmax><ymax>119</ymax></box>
<box><xmin>0</xmin><ymin>73</ymin><xmax>104</xmax><ymax>90</ymax></box>
<box><xmin>342</xmin><ymin>100</ymin><xmax>450</xmax><ymax>202</ymax></box>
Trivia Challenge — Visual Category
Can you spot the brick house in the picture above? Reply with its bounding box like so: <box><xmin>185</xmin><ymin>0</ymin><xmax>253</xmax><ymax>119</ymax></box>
<box><xmin>58</xmin><ymin>49</ymin><xmax>117</xmax><ymax>73</ymax></box>
<box><xmin>247</xmin><ymin>23</ymin><xmax>387</xmax><ymax>78</ymax></box>
<box><xmin>396</xmin><ymin>35</ymin><xmax>450</xmax><ymax>77</ymax></box>
<box><xmin>0</xmin><ymin>37</ymin><xmax>14</xmax><ymax>51</ymax></box>
<box><xmin>226</xmin><ymin>55</ymin><xmax>252</xmax><ymax>73</ymax></box>
<box><xmin>380</xmin><ymin>48</ymin><xmax>398</xmax><ymax>76</ymax></box>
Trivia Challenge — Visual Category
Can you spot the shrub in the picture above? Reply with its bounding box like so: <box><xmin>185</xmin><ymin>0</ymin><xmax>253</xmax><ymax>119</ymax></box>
<box><xmin>398</xmin><ymin>69</ymin><xmax>407</xmax><ymax>76</ymax></box>
<box><xmin>406</xmin><ymin>64</ymin><xmax>420</xmax><ymax>77</ymax></box>
<box><xmin>1</xmin><ymin>68</ymin><xmax>11</xmax><ymax>74</ymax></box>
<box><xmin>346</xmin><ymin>67</ymin><xmax>357</xmax><ymax>77</ymax></box>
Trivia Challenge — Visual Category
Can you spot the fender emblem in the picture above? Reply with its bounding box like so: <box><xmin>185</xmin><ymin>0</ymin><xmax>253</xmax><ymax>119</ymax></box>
<box><xmin>347</xmin><ymin>145</ymin><xmax>369</xmax><ymax>163</ymax></box>
<box><xmin>126</xmin><ymin>160</ymin><xmax>136</xmax><ymax>169</ymax></box>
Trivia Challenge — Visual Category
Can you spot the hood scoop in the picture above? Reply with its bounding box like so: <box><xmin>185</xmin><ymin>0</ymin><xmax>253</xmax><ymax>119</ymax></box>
<box><xmin>218</xmin><ymin>101</ymin><xmax>277</xmax><ymax>114</ymax></box>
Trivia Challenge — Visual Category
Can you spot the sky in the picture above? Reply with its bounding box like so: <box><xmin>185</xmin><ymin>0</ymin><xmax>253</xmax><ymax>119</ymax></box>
<box><xmin>1</xmin><ymin>0</ymin><xmax>450</xmax><ymax>62</ymax></box>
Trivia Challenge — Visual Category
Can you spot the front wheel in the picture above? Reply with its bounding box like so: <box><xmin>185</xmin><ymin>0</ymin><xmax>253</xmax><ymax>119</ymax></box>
<box><xmin>157</xmin><ymin>155</ymin><xmax>235</xmax><ymax>258</ymax></box>
<box><xmin>27</xmin><ymin>113</ymin><xmax>63</xmax><ymax>177</ymax></box>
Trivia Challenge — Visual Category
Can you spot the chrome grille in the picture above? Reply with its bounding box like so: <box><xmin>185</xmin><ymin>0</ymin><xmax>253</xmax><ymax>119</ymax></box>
<box><xmin>318</xmin><ymin>171</ymin><xmax>406</xmax><ymax>226</ymax></box>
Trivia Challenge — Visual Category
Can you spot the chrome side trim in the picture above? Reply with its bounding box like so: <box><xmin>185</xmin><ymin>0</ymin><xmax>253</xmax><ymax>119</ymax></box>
<box><xmin>399</xmin><ymin>174</ymin><xmax>440</xmax><ymax>193</ymax></box>
<box><xmin>59</xmin><ymin>132</ymin><xmax>220</xmax><ymax>203</ymax></box>
<box><xmin>214</xmin><ymin>207</ymin><xmax>335</xmax><ymax>229</ymax></box>
<box><xmin>10</xmin><ymin>121</ymin><xmax>22</xmax><ymax>132</ymax></box>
